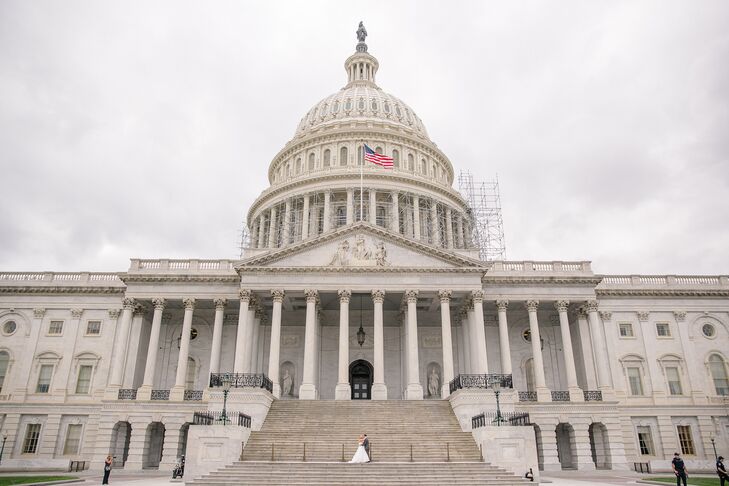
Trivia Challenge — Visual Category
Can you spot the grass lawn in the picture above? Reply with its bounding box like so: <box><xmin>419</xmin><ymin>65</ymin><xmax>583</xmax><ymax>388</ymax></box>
<box><xmin>648</xmin><ymin>477</ymin><xmax>721</xmax><ymax>486</ymax></box>
<box><xmin>0</xmin><ymin>477</ymin><xmax>77</xmax><ymax>486</ymax></box>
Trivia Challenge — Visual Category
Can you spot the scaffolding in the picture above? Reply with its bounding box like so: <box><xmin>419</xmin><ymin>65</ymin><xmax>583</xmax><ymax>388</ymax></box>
<box><xmin>457</xmin><ymin>170</ymin><xmax>506</xmax><ymax>261</ymax></box>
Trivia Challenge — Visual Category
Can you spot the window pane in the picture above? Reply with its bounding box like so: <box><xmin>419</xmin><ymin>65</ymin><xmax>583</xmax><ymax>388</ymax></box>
<box><xmin>666</xmin><ymin>367</ymin><xmax>682</xmax><ymax>395</ymax></box>
<box><xmin>22</xmin><ymin>423</ymin><xmax>42</xmax><ymax>454</ymax></box>
<box><xmin>0</xmin><ymin>351</ymin><xmax>9</xmax><ymax>393</ymax></box>
<box><xmin>709</xmin><ymin>355</ymin><xmax>729</xmax><ymax>396</ymax></box>
<box><xmin>619</xmin><ymin>324</ymin><xmax>633</xmax><ymax>337</ymax></box>
<box><xmin>49</xmin><ymin>321</ymin><xmax>63</xmax><ymax>335</ymax></box>
<box><xmin>656</xmin><ymin>323</ymin><xmax>670</xmax><ymax>337</ymax></box>
<box><xmin>637</xmin><ymin>426</ymin><xmax>654</xmax><ymax>455</ymax></box>
<box><xmin>677</xmin><ymin>425</ymin><xmax>695</xmax><ymax>455</ymax></box>
<box><xmin>76</xmin><ymin>365</ymin><xmax>92</xmax><ymax>394</ymax></box>
<box><xmin>628</xmin><ymin>367</ymin><xmax>643</xmax><ymax>395</ymax></box>
<box><xmin>86</xmin><ymin>321</ymin><xmax>101</xmax><ymax>335</ymax></box>
<box><xmin>63</xmin><ymin>424</ymin><xmax>82</xmax><ymax>455</ymax></box>
<box><xmin>37</xmin><ymin>365</ymin><xmax>53</xmax><ymax>393</ymax></box>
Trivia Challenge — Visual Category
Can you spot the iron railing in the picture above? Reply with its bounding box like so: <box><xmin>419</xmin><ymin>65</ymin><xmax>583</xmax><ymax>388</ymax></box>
<box><xmin>209</xmin><ymin>373</ymin><xmax>273</xmax><ymax>393</ymax></box>
<box><xmin>193</xmin><ymin>411</ymin><xmax>251</xmax><ymax>428</ymax></box>
<box><xmin>551</xmin><ymin>390</ymin><xmax>570</xmax><ymax>402</ymax></box>
<box><xmin>518</xmin><ymin>391</ymin><xmax>537</xmax><ymax>402</ymax></box>
<box><xmin>472</xmin><ymin>412</ymin><xmax>532</xmax><ymax>428</ymax></box>
<box><xmin>584</xmin><ymin>390</ymin><xmax>603</xmax><ymax>401</ymax></box>
<box><xmin>151</xmin><ymin>389</ymin><xmax>170</xmax><ymax>400</ymax></box>
<box><xmin>449</xmin><ymin>374</ymin><xmax>513</xmax><ymax>394</ymax></box>
<box><xmin>118</xmin><ymin>389</ymin><xmax>137</xmax><ymax>400</ymax></box>
<box><xmin>184</xmin><ymin>390</ymin><xmax>203</xmax><ymax>401</ymax></box>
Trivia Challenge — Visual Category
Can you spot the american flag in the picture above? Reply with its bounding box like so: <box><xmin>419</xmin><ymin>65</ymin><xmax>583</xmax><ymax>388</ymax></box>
<box><xmin>364</xmin><ymin>144</ymin><xmax>394</xmax><ymax>168</ymax></box>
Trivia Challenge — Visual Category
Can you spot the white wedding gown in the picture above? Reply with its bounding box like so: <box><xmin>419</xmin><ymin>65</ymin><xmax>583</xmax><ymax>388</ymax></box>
<box><xmin>349</xmin><ymin>444</ymin><xmax>369</xmax><ymax>463</ymax></box>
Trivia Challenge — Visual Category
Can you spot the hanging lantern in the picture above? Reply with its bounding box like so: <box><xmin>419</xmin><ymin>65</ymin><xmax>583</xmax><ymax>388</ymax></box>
<box><xmin>357</xmin><ymin>324</ymin><xmax>366</xmax><ymax>347</ymax></box>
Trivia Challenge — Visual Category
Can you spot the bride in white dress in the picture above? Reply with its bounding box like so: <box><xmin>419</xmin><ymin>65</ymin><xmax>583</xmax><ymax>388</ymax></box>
<box><xmin>348</xmin><ymin>434</ymin><xmax>369</xmax><ymax>463</ymax></box>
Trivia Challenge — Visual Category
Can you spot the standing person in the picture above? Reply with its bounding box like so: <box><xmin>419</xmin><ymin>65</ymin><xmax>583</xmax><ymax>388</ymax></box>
<box><xmin>718</xmin><ymin>455</ymin><xmax>728</xmax><ymax>486</ymax></box>
<box><xmin>102</xmin><ymin>455</ymin><xmax>113</xmax><ymax>484</ymax></box>
<box><xmin>672</xmin><ymin>452</ymin><xmax>688</xmax><ymax>486</ymax></box>
<box><xmin>363</xmin><ymin>434</ymin><xmax>370</xmax><ymax>462</ymax></box>
<box><xmin>348</xmin><ymin>434</ymin><xmax>369</xmax><ymax>464</ymax></box>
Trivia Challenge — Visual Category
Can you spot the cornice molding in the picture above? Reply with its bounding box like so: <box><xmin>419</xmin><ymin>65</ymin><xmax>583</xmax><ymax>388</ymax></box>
<box><xmin>0</xmin><ymin>286</ymin><xmax>125</xmax><ymax>295</ymax></box>
<box><xmin>596</xmin><ymin>289</ymin><xmax>729</xmax><ymax>298</ymax></box>
<box><xmin>482</xmin><ymin>276</ymin><xmax>603</xmax><ymax>286</ymax></box>
<box><xmin>119</xmin><ymin>274</ymin><xmax>238</xmax><ymax>284</ymax></box>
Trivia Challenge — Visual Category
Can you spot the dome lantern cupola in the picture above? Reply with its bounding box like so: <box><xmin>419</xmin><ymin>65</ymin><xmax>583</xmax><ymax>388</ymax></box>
<box><xmin>345</xmin><ymin>21</ymin><xmax>379</xmax><ymax>87</ymax></box>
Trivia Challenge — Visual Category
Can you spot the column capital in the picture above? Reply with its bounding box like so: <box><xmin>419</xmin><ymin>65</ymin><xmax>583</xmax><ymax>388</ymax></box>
<box><xmin>33</xmin><ymin>308</ymin><xmax>46</xmax><ymax>318</ymax></box>
<box><xmin>249</xmin><ymin>294</ymin><xmax>260</xmax><ymax>308</ymax></box>
<box><xmin>304</xmin><ymin>289</ymin><xmax>319</xmax><ymax>303</ymax></box>
<box><xmin>495</xmin><ymin>300</ymin><xmax>509</xmax><ymax>311</ymax></box>
<box><xmin>526</xmin><ymin>300</ymin><xmax>539</xmax><ymax>312</ymax></box>
<box><xmin>71</xmin><ymin>308</ymin><xmax>83</xmax><ymax>319</ymax></box>
<box><xmin>152</xmin><ymin>298</ymin><xmax>166</xmax><ymax>310</ymax></box>
<box><xmin>471</xmin><ymin>289</ymin><xmax>484</xmax><ymax>303</ymax></box>
<box><xmin>133</xmin><ymin>303</ymin><xmax>146</xmax><ymax>316</ymax></box>
<box><xmin>338</xmin><ymin>289</ymin><xmax>352</xmax><ymax>303</ymax></box>
<box><xmin>213</xmin><ymin>298</ymin><xmax>227</xmax><ymax>310</ymax></box>
<box><xmin>107</xmin><ymin>309</ymin><xmax>120</xmax><ymax>319</ymax></box>
<box><xmin>585</xmin><ymin>300</ymin><xmax>599</xmax><ymax>312</ymax></box>
<box><xmin>239</xmin><ymin>289</ymin><xmax>252</xmax><ymax>302</ymax></box>
<box><xmin>122</xmin><ymin>297</ymin><xmax>136</xmax><ymax>310</ymax></box>
<box><xmin>182</xmin><ymin>298</ymin><xmax>196</xmax><ymax>310</ymax></box>
<box><xmin>438</xmin><ymin>289</ymin><xmax>452</xmax><ymax>303</ymax></box>
<box><xmin>554</xmin><ymin>300</ymin><xmax>570</xmax><ymax>312</ymax></box>
<box><xmin>405</xmin><ymin>290</ymin><xmax>419</xmax><ymax>303</ymax></box>
<box><xmin>372</xmin><ymin>289</ymin><xmax>386</xmax><ymax>303</ymax></box>
<box><xmin>271</xmin><ymin>289</ymin><xmax>285</xmax><ymax>302</ymax></box>
<box><xmin>576</xmin><ymin>306</ymin><xmax>589</xmax><ymax>318</ymax></box>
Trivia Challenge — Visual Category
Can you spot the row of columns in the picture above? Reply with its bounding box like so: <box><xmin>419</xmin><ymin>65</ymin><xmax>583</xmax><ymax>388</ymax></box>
<box><xmin>251</xmin><ymin>190</ymin><xmax>468</xmax><ymax>250</ymax></box>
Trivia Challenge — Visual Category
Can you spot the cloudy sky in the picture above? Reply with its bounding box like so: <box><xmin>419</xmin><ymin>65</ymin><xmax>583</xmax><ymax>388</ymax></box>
<box><xmin>1</xmin><ymin>1</ymin><xmax>728</xmax><ymax>275</ymax></box>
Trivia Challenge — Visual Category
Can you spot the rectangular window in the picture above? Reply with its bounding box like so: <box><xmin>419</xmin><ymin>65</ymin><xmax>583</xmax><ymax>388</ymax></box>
<box><xmin>36</xmin><ymin>364</ymin><xmax>53</xmax><ymax>393</ymax></box>
<box><xmin>619</xmin><ymin>323</ymin><xmax>634</xmax><ymax>337</ymax></box>
<box><xmin>75</xmin><ymin>365</ymin><xmax>93</xmax><ymax>394</ymax></box>
<box><xmin>22</xmin><ymin>423</ymin><xmax>42</xmax><ymax>454</ymax></box>
<box><xmin>656</xmin><ymin>322</ymin><xmax>671</xmax><ymax>337</ymax></box>
<box><xmin>666</xmin><ymin>367</ymin><xmax>683</xmax><ymax>395</ymax></box>
<box><xmin>48</xmin><ymin>321</ymin><xmax>63</xmax><ymax>335</ymax></box>
<box><xmin>63</xmin><ymin>424</ymin><xmax>82</xmax><ymax>455</ymax></box>
<box><xmin>627</xmin><ymin>367</ymin><xmax>644</xmax><ymax>396</ymax></box>
<box><xmin>85</xmin><ymin>321</ymin><xmax>101</xmax><ymax>335</ymax></box>
<box><xmin>637</xmin><ymin>426</ymin><xmax>654</xmax><ymax>455</ymax></box>
<box><xmin>677</xmin><ymin>425</ymin><xmax>695</xmax><ymax>455</ymax></box>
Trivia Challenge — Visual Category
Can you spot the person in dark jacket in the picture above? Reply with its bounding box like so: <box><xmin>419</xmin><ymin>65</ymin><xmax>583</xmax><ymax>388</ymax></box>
<box><xmin>671</xmin><ymin>452</ymin><xmax>688</xmax><ymax>486</ymax></box>
<box><xmin>102</xmin><ymin>455</ymin><xmax>113</xmax><ymax>484</ymax></box>
<box><xmin>718</xmin><ymin>455</ymin><xmax>728</xmax><ymax>486</ymax></box>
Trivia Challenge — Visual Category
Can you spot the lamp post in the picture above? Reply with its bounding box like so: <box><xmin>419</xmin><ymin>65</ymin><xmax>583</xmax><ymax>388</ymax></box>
<box><xmin>491</xmin><ymin>380</ymin><xmax>505</xmax><ymax>426</ymax></box>
<box><xmin>710</xmin><ymin>436</ymin><xmax>717</xmax><ymax>460</ymax></box>
<box><xmin>0</xmin><ymin>434</ymin><xmax>7</xmax><ymax>465</ymax></box>
<box><xmin>221</xmin><ymin>373</ymin><xmax>232</xmax><ymax>426</ymax></box>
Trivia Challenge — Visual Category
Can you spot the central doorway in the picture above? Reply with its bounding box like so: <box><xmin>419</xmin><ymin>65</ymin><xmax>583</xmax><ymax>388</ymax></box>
<box><xmin>349</xmin><ymin>359</ymin><xmax>373</xmax><ymax>400</ymax></box>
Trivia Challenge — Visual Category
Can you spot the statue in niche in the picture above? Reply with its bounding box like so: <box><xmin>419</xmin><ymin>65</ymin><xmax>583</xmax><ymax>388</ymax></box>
<box><xmin>281</xmin><ymin>368</ymin><xmax>293</xmax><ymax>397</ymax></box>
<box><xmin>428</xmin><ymin>367</ymin><xmax>441</xmax><ymax>397</ymax></box>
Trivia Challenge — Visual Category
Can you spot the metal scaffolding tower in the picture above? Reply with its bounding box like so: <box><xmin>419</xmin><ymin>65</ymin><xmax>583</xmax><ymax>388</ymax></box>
<box><xmin>458</xmin><ymin>170</ymin><xmax>506</xmax><ymax>261</ymax></box>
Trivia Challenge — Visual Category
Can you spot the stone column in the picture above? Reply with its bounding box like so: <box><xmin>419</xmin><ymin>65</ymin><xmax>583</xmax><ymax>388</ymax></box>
<box><xmin>391</xmin><ymin>191</ymin><xmax>399</xmax><ymax>233</ymax></box>
<box><xmin>430</xmin><ymin>201</ymin><xmax>440</xmax><ymax>246</ymax></box>
<box><xmin>371</xmin><ymin>289</ymin><xmax>388</xmax><ymax>400</ymax></box>
<box><xmin>586</xmin><ymin>300</ymin><xmax>613</xmax><ymax>394</ymax></box>
<box><xmin>466</xmin><ymin>303</ymin><xmax>479</xmax><ymax>374</ymax></box>
<box><xmin>413</xmin><ymin>196</ymin><xmax>421</xmax><ymax>240</ymax></box>
<box><xmin>250</xmin><ymin>218</ymin><xmax>259</xmax><ymax>248</ymax></box>
<box><xmin>458</xmin><ymin>309</ymin><xmax>471</xmax><ymax>374</ymax></box>
<box><xmin>456</xmin><ymin>215</ymin><xmax>464</xmax><ymax>248</ymax></box>
<box><xmin>576</xmin><ymin>307</ymin><xmax>598</xmax><ymax>390</ymax></box>
<box><xmin>335</xmin><ymin>290</ymin><xmax>352</xmax><ymax>400</ymax></box>
<box><xmin>302</xmin><ymin>194</ymin><xmax>310</xmax><ymax>239</ymax></box>
<box><xmin>369</xmin><ymin>189</ymin><xmax>377</xmax><ymax>225</ymax></box>
<box><xmin>170</xmin><ymin>298</ymin><xmax>195</xmax><ymax>401</ymax></box>
<box><xmin>300</xmin><ymin>289</ymin><xmax>319</xmax><ymax>399</ymax></box>
<box><xmin>267</xmin><ymin>206</ymin><xmax>277</xmax><ymax>248</ymax></box>
<box><xmin>555</xmin><ymin>300</ymin><xmax>583</xmax><ymax>401</ymax></box>
<box><xmin>268</xmin><ymin>289</ymin><xmax>285</xmax><ymax>398</ymax></box>
<box><xmin>282</xmin><ymin>198</ymin><xmax>292</xmax><ymax>246</ymax></box>
<box><xmin>242</xmin><ymin>296</ymin><xmax>257</xmax><ymax>373</ymax></box>
<box><xmin>234</xmin><ymin>290</ymin><xmax>251</xmax><ymax>374</ymax></box>
<box><xmin>105</xmin><ymin>298</ymin><xmax>135</xmax><ymax>398</ymax></box>
<box><xmin>323</xmin><ymin>190</ymin><xmax>331</xmax><ymax>232</ymax></box>
<box><xmin>257</xmin><ymin>215</ymin><xmax>266</xmax><ymax>248</ymax></box>
<box><xmin>138</xmin><ymin>298</ymin><xmax>166</xmax><ymax>400</ymax></box>
<box><xmin>208</xmin><ymin>298</ymin><xmax>226</xmax><ymax>375</ymax></box>
<box><xmin>496</xmin><ymin>300</ymin><xmax>512</xmax><ymax>375</ymax></box>
<box><xmin>439</xmin><ymin>290</ymin><xmax>454</xmax><ymax>398</ymax></box>
<box><xmin>250</xmin><ymin>307</ymin><xmax>263</xmax><ymax>373</ymax></box>
<box><xmin>526</xmin><ymin>300</ymin><xmax>550</xmax><ymax>401</ymax></box>
<box><xmin>346</xmin><ymin>189</ymin><xmax>354</xmax><ymax>225</ymax></box>
<box><xmin>405</xmin><ymin>290</ymin><xmax>423</xmax><ymax>399</ymax></box>
<box><xmin>471</xmin><ymin>290</ymin><xmax>488</xmax><ymax>374</ymax></box>
<box><xmin>445</xmin><ymin>208</ymin><xmax>454</xmax><ymax>249</ymax></box>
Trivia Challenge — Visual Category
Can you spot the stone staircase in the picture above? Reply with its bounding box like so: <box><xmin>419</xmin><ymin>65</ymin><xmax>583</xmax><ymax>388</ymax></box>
<box><xmin>189</xmin><ymin>400</ymin><xmax>530</xmax><ymax>485</ymax></box>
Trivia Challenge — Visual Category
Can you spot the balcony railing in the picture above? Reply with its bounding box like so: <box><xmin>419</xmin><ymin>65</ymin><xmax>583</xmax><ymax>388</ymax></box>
<box><xmin>209</xmin><ymin>373</ymin><xmax>273</xmax><ymax>393</ymax></box>
<box><xmin>118</xmin><ymin>389</ymin><xmax>137</xmax><ymax>400</ymax></box>
<box><xmin>472</xmin><ymin>412</ymin><xmax>531</xmax><ymax>429</ymax></box>
<box><xmin>551</xmin><ymin>390</ymin><xmax>570</xmax><ymax>402</ymax></box>
<box><xmin>583</xmin><ymin>390</ymin><xmax>603</xmax><ymax>401</ymax></box>
<box><xmin>448</xmin><ymin>374</ymin><xmax>513</xmax><ymax>394</ymax></box>
<box><xmin>151</xmin><ymin>389</ymin><xmax>170</xmax><ymax>400</ymax></box>
<box><xmin>184</xmin><ymin>390</ymin><xmax>204</xmax><ymax>401</ymax></box>
<box><xmin>518</xmin><ymin>391</ymin><xmax>537</xmax><ymax>402</ymax></box>
<box><xmin>193</xmin><ymin>411</ymin><xmax>251</xmax><ymax>428</ymax></box>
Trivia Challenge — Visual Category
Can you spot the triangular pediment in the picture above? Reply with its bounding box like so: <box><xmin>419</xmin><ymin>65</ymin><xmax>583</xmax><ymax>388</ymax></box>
<box><xmin>237</xmin><ymin>223</ymin><xmax>486</xmax><ymax>271</ymax></box>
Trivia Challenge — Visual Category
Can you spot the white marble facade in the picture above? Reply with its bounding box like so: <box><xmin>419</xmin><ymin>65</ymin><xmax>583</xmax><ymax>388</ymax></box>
<box><xmin>1</xmin><ymin>27</ymin><xmax>728</xmax><ymax>475</ymax></box>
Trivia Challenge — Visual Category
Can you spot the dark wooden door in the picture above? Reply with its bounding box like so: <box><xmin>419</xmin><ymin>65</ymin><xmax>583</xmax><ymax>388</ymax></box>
<box><xmin>350</xmin><ymin>361</ymin><xmax>372</xmax><ymax>400</ymax></box>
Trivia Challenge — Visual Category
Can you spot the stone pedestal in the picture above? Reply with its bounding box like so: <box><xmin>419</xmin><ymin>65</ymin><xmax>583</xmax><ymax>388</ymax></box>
<box><xmin>472</xmin><ymin>426</ymin><xmax>539</xmax><ymax>483</ymax></box>
<box><xmin>371</xmin><ymin>383</ymin><xmax>387</xmax><ymax>400</ymax></box>
<box><xmin>185</xmin><ymin>425</ymin><xmax>251</xmax><ymax>482</ymax></box>
<box><xmin>335</xmin><ymin>383</ymin><xmax>351</xmax><ymax>400</ymax></box>
<box><xmin>405</xmin><ymin>383</ymin><xmax>423</xmax><ymax>400</ymax></box>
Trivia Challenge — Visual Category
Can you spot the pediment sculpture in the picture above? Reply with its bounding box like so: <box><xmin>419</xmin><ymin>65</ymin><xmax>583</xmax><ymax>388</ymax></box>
<box><xmin>329</xmin><ymin>234</ymin><xmax>388</xmax><ymax>267</ymax></box>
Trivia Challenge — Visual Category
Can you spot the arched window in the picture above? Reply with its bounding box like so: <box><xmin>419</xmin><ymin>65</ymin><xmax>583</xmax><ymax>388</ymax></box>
<box><xmin>375</xmin><ymin>146</ymin><xmax>383</xmax><ymax>154</ymax></box>
<box><xmin>323</xmin><ymin>149</ymin><xmax>331</xmax><ymax>168</ymax></box>
<box><xmin>185</xmin><ymin>357</ymin><xmax>196</xmax><ymax>390</ymax></box>
<box><xmin>708</xmin><ymin>354</ymin><xmax>729</xmax><ymax>396</ymax></box>
<box><xmin>421</xmin><ymin>159</ymin><xmax>427</xmax><ymax>174</ymax></box>
<box><xmin>392</xmin><ymin>149</ymin><xmax>400</xmax><ymax>168</ymax></box>
<box><xmin>0</xmin><ymin>351</ymin><xmax>9</xmax><ymax>393</ymax></box>
<box><xmin>308</xmin><ymin>153</ymin><xmax>315</xmax><ymax>170</ymax></box>
<box><xmin>432</xmin><ymin>163</ymin><xmax>436</xmax><ymax>177</ymax></box>
<box><xmin>296</xmin><ymin>157</ymin><xmax>302</xmax><ymax>173</ymax></box>
<box><xmin>407</xmin><ymin>153</ymin><xmax>414</xmax><ymax>171</ymax></box>
<box><xmin>340</xmin><ymin>147</ymin><xmax>348</xmax><ymax>166</ymax></box>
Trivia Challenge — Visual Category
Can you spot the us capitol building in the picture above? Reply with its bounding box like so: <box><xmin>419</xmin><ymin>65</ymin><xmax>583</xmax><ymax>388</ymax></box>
<box><xmin>0</xmin><ymin>25</ymin><xmax>727</xmax><ymax>480</ymax></box>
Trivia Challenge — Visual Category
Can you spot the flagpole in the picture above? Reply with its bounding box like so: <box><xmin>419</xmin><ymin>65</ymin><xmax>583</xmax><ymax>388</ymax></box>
<box><xmin>360</xmin><ymin>142</ymin><xmax>364</xmax><ymax>222</ymax></box>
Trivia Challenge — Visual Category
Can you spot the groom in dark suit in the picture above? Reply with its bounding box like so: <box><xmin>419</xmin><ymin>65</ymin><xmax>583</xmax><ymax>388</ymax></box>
<box><xmin>363</xmin><ymin>434</ymin><xmax>370</xmax><ymax>462</ymax></box>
